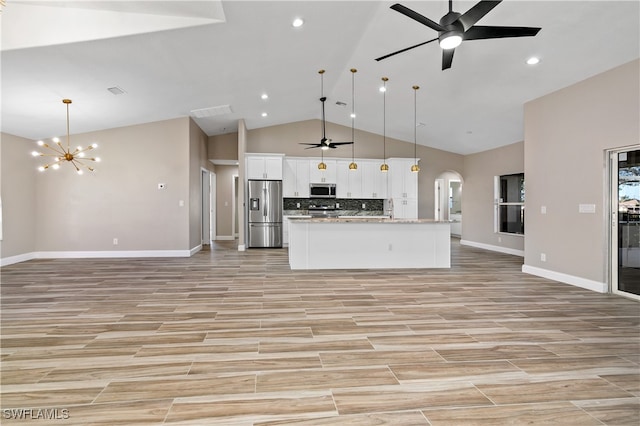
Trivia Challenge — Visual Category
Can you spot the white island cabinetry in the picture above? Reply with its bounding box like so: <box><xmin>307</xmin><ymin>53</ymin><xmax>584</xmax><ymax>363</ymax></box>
<box><xmin>288</xmin><ymin>217</ymin><xmax>450</xmax><ymax>270</ymax></box>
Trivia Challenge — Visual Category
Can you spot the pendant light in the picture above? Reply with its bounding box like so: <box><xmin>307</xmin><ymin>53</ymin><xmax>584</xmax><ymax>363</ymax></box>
<box><xmin>411</xmin><ymin>85</ymin><xmax>420</xmax><ymax>173</ymax></box>
<box><xmin>349</xmin><ymin>68</ymin><xmax>358</xmax><ymax>171</ymax></box>
<box><xmin>380</xmin><ymin>77</ymin><xmax>389</xmax><ymax>172</ymax></box>
<box><xmin>317</xmin><ymin>69</ymin><xmax>327</xmax><ymax>171</ymax></box>
<box><xmin>31</xmin><ymin>99</ymin><xmax>100</xmax><ymax>174</ymax></box>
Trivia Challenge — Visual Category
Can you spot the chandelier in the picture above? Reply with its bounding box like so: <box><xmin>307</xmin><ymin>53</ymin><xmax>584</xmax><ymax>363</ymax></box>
<box><xmin>32</xmin><ymin>99</ymin><xmax>100</xmax><ymax>175</ymax></box>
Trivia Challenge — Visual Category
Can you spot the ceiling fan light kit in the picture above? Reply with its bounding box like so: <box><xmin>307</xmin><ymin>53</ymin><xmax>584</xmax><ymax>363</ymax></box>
<box><xmin>380</xmin><ymin>77</ymin><xmax>389</xmax><ymax>173</ymax></box>
<box><xmin>412</xmin><ymin>85</ymin><xmax>420</xmax><ymax>173</ymax></box>
<box><xmin>376</xmin><ymin>1</ymin><xmax>541</xmax><ymax>70</ymax></box>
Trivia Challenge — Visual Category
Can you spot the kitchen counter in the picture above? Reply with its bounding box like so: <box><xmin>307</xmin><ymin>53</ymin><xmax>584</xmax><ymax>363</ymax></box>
<box><xmin>288</xmin><ymin>218</ymin><xmax>450</xmax><ymax>270</ymax></box>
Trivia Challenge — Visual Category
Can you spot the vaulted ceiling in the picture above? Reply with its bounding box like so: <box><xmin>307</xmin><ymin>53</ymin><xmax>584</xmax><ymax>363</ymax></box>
<box><xmin>2</xmin><ymin>1</ymin><xmax>638</xmax><ymax>155</ymax></box>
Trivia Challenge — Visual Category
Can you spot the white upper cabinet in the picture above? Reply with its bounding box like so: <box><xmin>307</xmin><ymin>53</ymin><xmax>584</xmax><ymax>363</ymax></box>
<box><xmin>283</xmin><ymin>158</ymin><xmax>310</xmax><ymax>198</ymax></box>
<box><xmin>387</xmin><ymin>158</ymin><xmax>419</xmax><ymax>218</ymax></box>
<box><xmin>388</xmin><ymin>158</ymin><xmax>418</xmax><ymax>199</ymax></box>
<box><xmin>361</xmin><ymin>160</ymin><xmax>389</xmax><ymax>199</ymax></box>
<box><xmin>246</xmin><ymin>154</ymin><xmax>284</xmax><ymax>180</ymax></box>
<box><xmin>336</xmin><ymin>160</ymin><xmax>363</xmax><ymax>199</ymax></box>
<box><xmin>309</xmin><ymin>159</ymin><xmax>337</xmax><ymax>183</ymax></box>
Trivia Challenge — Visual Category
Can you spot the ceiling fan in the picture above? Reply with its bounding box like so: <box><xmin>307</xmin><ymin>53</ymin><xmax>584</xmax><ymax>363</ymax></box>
<box><xmin>300</xmin><ymin>70</ymin><xmax>353</xmax><ymax>150</ymax></box>
<box><xmin>375</xmin><ymin>0</ymin><xmax>541</xmax><ymax>70</ymax></box>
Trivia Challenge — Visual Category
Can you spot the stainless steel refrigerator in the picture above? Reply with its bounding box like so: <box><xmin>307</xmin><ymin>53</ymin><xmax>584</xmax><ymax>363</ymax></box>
<box><xmin>247</xmin><ymin>180</ymin><xmax>283</xmax><ymax>248</ymax></box>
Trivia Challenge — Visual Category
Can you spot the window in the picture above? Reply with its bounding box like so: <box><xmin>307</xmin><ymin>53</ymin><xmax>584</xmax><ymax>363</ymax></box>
<box><xmin>495</xmin><ymin>173</ymin><xmax>524</xmax><ymax>235</ymax></box>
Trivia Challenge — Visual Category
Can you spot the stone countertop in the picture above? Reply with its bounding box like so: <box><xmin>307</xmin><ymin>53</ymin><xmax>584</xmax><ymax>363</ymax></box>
<box><xmin>287</xmin><ymin>217</ymin><xmax>450</xmax><ymax>224</ymax></box>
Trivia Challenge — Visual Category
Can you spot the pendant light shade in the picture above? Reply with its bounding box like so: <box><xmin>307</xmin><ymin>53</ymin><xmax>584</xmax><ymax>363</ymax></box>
<box><xmin>411</xmin><ymin>85</ymin><xmax>420</xmax><ymax>173</ymax></box>
<box><xmin>317</xmin><ymin>70</ymin><xmax>326</xmax><ymax>171</ymax></box>
<box><xmin>349</xmin><ymin>68</ymin><xmax>358</xmax><ymax>171</ymax></box>
<box><xmin>380</xmin><ymin>77</ymin><xmax>389</xmax><ymax>173</ymax></box>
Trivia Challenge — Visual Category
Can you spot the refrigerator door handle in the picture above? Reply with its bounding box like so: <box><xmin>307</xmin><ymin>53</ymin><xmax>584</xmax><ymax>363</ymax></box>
<box><xmin>263</xmin><ymin>187</ymin><xmax>268</xmax><ymax>217</ymax></box>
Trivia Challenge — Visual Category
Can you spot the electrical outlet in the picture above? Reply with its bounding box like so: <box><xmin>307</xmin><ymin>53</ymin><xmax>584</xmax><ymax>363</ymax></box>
<box><xmin>296</xmin><ymin>202</ymin><xmax>300</xmax><ymax>208</ymax></box>
<box><xmin>336</xmin><ymin>202</ymin><xmax>340</xmax><ymax>208</ymax></box>
<box><xmin>498</xmin><ymin>236</ymin><xmax>502</xmax><ymax>243</ymax></box>
<box><xmin>388</xmin><ymin>243</ymin><xmax>393</xmax><ymax>251</ymax></box>
<box><xmin>113</xmin><ymin>238</ymin><xmax>118</xmax><ymax>245</ymax></box>
<box><xmin>362</xmin><ymin>203</ymin><xmax>366</xmax><ymax>209</ymax></box>
<box><xmin>540</xmin><ymin>253</ymin><xmax>546</xmax><ymax>262</ymax></box>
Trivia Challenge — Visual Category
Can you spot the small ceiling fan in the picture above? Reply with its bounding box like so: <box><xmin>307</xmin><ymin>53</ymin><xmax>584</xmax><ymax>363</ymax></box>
<box><xmin>300</xmin><ymin>70</ymin><xmax>353</xmax><ymax>150</ymax></box>
<box><xmin>375</xmin><ymin>0</ymin><xmax>541</xmax><ymax>70</ymax></box>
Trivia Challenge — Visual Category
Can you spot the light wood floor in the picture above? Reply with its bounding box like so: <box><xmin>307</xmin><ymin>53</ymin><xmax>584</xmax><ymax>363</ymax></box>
<box><xmin>1</xmin><ymin>239</ymin><xmax>639</xmax><ymax>425</ymax></box>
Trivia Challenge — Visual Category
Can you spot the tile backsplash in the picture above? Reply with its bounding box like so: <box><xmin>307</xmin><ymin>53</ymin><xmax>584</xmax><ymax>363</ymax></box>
<box><xmin>284</xmin><ymin>198</ymin><xmax>383</xmax><ymax>214</ymax></box>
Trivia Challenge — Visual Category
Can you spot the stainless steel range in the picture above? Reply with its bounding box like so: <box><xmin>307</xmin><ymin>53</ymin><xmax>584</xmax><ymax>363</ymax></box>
<box><xmin>308</xmin><ymin>204</ymin><xmax>338</xmax><ymax>218</ymax></box>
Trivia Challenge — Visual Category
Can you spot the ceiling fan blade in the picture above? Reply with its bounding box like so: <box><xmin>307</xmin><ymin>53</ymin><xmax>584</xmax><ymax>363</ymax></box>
<box><xmin>458</xmin><ymin>0</ymin><xmax>502</xmax><ymax>31</ymax></box>
<box><xmin>300</xmin><ymin>143</ymin><xmax>321</xmax><ymax>146</ymax></box>
<box><xmin>390</xmin><ymin>3</ymin><xmax>445</xmax><ymax>32</ymax></box>
<box><xmin>464</xmin><ymin>25</ymin><xmax>541</xmax><ymax>40</ymax></box>
<box><xmin>329</xmin><ymin>142</ymin><xmax>354</xmax><ymax>147</ymax></box>
<box><xmin>375</xmin><ymin>38</ymin><xmax>438</xmax><ymax>61</ymax></box>
<box><xmin>442</xmin><ymin>48</ymin><xmax>455</xmax><ymax>70</ymax></box>
<box><xmin>304</xmin><ymin>145</ymin><xmax>321</xmax><ymax>150</ymax></box>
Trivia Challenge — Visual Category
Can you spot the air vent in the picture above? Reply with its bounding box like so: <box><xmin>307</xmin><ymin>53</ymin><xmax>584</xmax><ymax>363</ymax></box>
<box><xmin>107</xmin><ymin>86</ymin><xmax>126</xmax><ymax>95</ymax></box>
<box><xmin>190</xmin><ymin>104</ymin><xmax>233</xmax><ymax>118</ymax></box>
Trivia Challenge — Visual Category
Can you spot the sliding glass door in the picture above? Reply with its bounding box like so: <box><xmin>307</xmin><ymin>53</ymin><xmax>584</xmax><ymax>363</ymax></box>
<box><xmin>611</xmin><ymin>148</ymin><xmax>640</xmax><ymax>299</ymax></box>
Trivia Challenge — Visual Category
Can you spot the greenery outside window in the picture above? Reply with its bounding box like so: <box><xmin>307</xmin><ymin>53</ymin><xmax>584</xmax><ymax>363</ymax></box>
<box><xmin>495</xmin><ymin>173</ymin><xmax>524</xmax><ymax>235</ymax></box>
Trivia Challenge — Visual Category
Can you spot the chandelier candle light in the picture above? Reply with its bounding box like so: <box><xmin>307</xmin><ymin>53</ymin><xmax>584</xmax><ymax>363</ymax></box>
<box><xmin>32</xmin><ymin>99</ymin><xmax>100</xmax><ymax>174</ymax></box>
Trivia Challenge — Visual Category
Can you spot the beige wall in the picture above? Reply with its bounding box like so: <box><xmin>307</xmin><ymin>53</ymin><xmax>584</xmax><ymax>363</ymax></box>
<box><xmin>0</xmin><ymin>117</ymin><xmax>209</xmax><ymax>260</ymax></box>
<box><xmin>0</xmin><ymin>133</ymin><xmax>37</xmax><ymax>260</ymax></box>
<box><xmin>244</xmin><ymin>119</ymin><xmax>465</xmax><ymax>219</ymax></box>
<box><xmin>189</xmin><ymin>118</ymin><xmax>214</xmax><ymax>249</ymax></box>
<box><xmin>524</xmin><ymin>59</ymin><xmax>640</xmax><ymax>288</ymax></box>
<box><xmin>208</xmin><ymin>132</ymin><xmax>238</xmax><ymax>161</ymax></box>
<box><xmin>462</xmin><ymin>142</ymin><xmax>525</xmax><ymax>253</ymax></box>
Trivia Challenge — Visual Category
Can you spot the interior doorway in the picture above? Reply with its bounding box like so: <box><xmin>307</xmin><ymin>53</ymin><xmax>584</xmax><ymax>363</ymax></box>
<box><xmin>610</xmin><ymin>147</ymin><xmax>640</xmax><ymax>300</ymax></box>
<box><xmin>434</xmin><ymin>171</ymin><xmax>463</xmax><ymax>236</ymax></box>
<box><xmin>201</xmin><ymin>169</ymin><xmax>215</xmax><ymax>245</ymax></box>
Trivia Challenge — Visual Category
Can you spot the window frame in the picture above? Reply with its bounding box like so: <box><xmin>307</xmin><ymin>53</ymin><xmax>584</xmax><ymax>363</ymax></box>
<box><xmin>494</xmin><ymin>173</ymin><xmax>525</xmax><ymax>236</ymax></box>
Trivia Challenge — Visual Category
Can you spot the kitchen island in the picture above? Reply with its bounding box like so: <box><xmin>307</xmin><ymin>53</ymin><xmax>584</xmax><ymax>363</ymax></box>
<box><xmin>287</xmin><ymin>217</ymin><xmax>450</xmax><ymax>270</ymax></box>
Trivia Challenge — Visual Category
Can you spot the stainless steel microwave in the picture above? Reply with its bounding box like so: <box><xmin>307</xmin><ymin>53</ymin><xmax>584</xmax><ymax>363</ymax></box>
<box><xmin>310</xmin><ymin>183</ymin><xmax>336</xmax><ymax>198</ymax></box>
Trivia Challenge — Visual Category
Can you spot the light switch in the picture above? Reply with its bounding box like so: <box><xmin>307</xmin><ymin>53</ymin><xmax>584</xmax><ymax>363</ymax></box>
<box><xmin>541</xmin><ymin>206</ymin><xmax>547</xmax><ymax>214</ymax></box>
<box><xmin>179</xmin><ymin>200</ymin><xmax>184</xmax><ymax>207</ymax></box>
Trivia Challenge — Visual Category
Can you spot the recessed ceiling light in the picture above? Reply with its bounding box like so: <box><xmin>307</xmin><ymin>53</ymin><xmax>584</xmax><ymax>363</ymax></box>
<box><xmin>261</xmin><ymin>112</ymin><xmax>268</xmax><ymax>117</ymax></box>
<box><xmin>261</xmin><ymin>93</ymin><xmax>269</xmax><ymax>100</ymax></box>
<box><xmin>526</xmin><ymin>56</ymin><xmax>540</xmax><ymax>65</ymax></box>
<box><xmin>379</xmin><ymin>86</ymin><xmax>387</xmax><ymax>93</ymax></box>
<box><xmin>292</xmin><ymin>18</ymin><xmax>304</xmax><ymax>28</ymax></box>
<box><xmin>350</xmin><ymin>113</ymin><xmax>356</xmax><ymax>118</ymax></box>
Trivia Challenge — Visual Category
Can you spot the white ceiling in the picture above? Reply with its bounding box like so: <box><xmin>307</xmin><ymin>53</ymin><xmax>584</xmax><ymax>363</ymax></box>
<box><xmin>2</xmin><ymin>0</ymin><xmax>639</xmax><ymax>155</ymax></box>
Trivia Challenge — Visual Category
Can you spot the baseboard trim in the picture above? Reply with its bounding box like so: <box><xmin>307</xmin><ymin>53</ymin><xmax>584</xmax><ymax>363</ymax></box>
<box><xmin>237</xmin><ymin>244</ymin><xmax>246</xmax><ymax>252</ymax></box>
<box><xmin>460</xmin><ymin>239</ymin><xmax>525</xmax><ymax>257</ymax></box>
<box><xmin>1</xmin><ymin>252</ymin><xmax>36</xmax><ymax>267</ymax></box>
<box><xmin>215</xmin><ymin>235</ymin><xmax>235</xmax><ymax>241</ymax></box>
<box><xmin>522</xmin><ymin>264</ymin><xmax>607</xmax><ymax>293</ymax></box>
<box><xmin>1</xmin><ymin>249</ymin><xmax>195</xmax><ymax>266</ymax></box>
